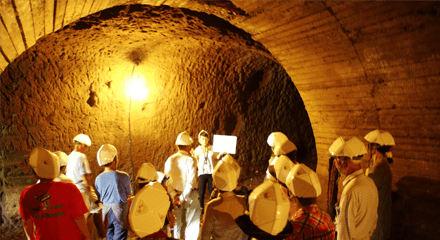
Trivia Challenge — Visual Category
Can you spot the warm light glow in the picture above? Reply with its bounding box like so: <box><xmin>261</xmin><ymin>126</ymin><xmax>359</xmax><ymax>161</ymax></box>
<box><xmin>126</xmin><ymin>72</ymin><xmax>150</xmax><ymax>101</ymax></box>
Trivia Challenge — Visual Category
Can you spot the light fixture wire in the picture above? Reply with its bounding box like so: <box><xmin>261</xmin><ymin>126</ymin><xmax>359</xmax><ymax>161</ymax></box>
<box><xmin>128</xmin><ymin>62</ymin><xmax>137</xmax><ymax>194</ymax></box>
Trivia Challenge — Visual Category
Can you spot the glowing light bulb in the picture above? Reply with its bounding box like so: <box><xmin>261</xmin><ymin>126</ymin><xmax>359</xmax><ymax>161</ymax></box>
<box><xmin>126</xmin><ymin>72</ymin><xmax>150</xmax><ymax>101</ymax></box>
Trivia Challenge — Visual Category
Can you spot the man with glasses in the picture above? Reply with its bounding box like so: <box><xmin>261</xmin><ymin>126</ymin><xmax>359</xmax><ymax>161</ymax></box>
<box><xmin>329</xmin><ymin>137</ymin><xmax>379</xmax><ymax>240</ymax></box>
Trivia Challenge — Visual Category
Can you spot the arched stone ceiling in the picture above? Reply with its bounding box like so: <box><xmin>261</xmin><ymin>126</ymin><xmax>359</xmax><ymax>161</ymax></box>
<box><xmin>1</xmin><ymin>1</ymin><xmax>440</xmax><ymax>237</ymax></box>
<box><xmin>2</xmin><ymin>0</ymin><xmax>440</xmax><ymax>184</ymax></box>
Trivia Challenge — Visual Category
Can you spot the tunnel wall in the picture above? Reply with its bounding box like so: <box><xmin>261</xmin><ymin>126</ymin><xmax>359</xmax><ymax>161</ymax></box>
<box><xmin>1</xmin><ymin>4</ymin><xmax>316</xmax><ymax>235</ymax></box>
<box><xmin>1</xmin><ymin>1</ymin><xmax>440</xmax><ymax>239</ymax></box>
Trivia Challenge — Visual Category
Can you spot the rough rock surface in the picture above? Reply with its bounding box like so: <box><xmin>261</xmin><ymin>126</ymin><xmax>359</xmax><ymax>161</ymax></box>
<box><xmin>1</xmin><ymin>5</ymin><xmax>315</xmax><ymax>231</ymax></box>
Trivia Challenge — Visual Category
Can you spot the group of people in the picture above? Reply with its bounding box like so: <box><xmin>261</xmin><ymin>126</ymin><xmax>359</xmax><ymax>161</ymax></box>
<box><xmin>18</xmin><ymin>129</ymin><xmax>394</xmax><ymax>240</ymax></box>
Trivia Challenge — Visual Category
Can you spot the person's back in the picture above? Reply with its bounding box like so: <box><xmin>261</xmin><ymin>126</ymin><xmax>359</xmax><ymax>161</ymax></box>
<box><xmin>95</xmin><ymin>144</ymin><xmax>132</xmax><ymax>240</ymax></box>
<box><xmin>66</xmin><ymin>150</ymin><xmax>89</xmax><ymax>190</ymax></box>
<box><xmin>199</xmin><ymin>158</ymin><xmax>246</xmax><ymax>240</ymax></box>
<box><xmin>95</xmin><ymin>171</ymin><xmax>131</xmax><ymax>205</ymax></box>
<box><xmin>164</xmin><ymin>151</ymin><xmax>189</xmax><ymax>193</ymax></box>
<box><xmin>200</xmin><ymin>192</ymin><xmax>246</xmax><ymax>240</ymax></box>
<box><xmin>368</xmin><ymin>156</ymin><xmax>392</xmax><ymax>240</ymax></box>
<box><xmin>286</xmin><ymin>164</ymin><xmax>335</xmax><ymax>240</ymax></box>
<box><xmin>288</xmin><ymin>205</ymin><xmax>335</xmax><ymax>240</ymax></box>
<box><xmin>20</xmin><ymin>181</ymin><xmax>88</xmax><ymax>239</ymax></box>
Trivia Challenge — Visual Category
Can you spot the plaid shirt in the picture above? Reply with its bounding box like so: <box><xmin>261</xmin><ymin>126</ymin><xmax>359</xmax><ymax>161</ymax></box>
<box><xmin>287</xmin><ymin>205</ymin><xmax>335</xmax><ymax>240</ymax></box>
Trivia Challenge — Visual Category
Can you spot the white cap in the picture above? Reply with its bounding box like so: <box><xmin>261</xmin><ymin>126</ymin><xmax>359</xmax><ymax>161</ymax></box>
<box><xmin>269</xmin><ymin>155</ymin><xmax>295</xmax><ymax>184</ymax></box>
<box><xmin>97</xmin><ymin>144</ymin><xmax>117</xmax><ymax>166</ymax></box>
<box><xmin>73</xmin><ymin>134</ymin><xmax>91</xmax><ymax>146</ymax></box>
<box><xmin>136</xmin><ymin>163</ymin><xmax>158</xmax><ymax>184</ymax></box>
<box><xmin>128</xmin><ymin>182</ymin><xmax>170</xmax><ymax>237</ymax></box>
<box><xmin>54</xmin><ymin>151</ymin><xmax>69</xmax><ymax>167</ymax></box>
<box><xmin>364</xmin><ymin>130</ymin><xmax>395</xmax><ymax>146</ymax></box>
<box><xmin>213</xmin><ymin>160</ymin><xmax>238</xmax><ymax>191</ymax></box>
<box><xmin>29</xmin><ymin>147</ymin><xmax>60</xmax><ymax>179</ymax></box>
<box><xmin>248</xmin><ymin>180</ymin><xmax>290</xmax><ymax>236</ymax></box>
<box><xmin>220</xmin><ymin>154</ymin><xmax>241</xmax><ymax>180</ymax></box>
<box><xmin>328</xmin><ymin>137</ymin><xmax>367</xmax><ymax>160</ymax></box>
<box><xmin>175</xmin><ymin>131</ymin><xmax>194</xmax><ymax>146</ymax></box>
<box><xmin>198</xmin><ymin>130</ymin><xmax>209</xmax><ymax>141</ymax></box>
<box><xmin>286</xmin><ymin>164</ymin><xmax>321</xmax><ymax>198</ymax></box>
<box><xmin>267</xmin><ymin>132</ymin><xmax>297</xmax><ymax>156</ymax></box>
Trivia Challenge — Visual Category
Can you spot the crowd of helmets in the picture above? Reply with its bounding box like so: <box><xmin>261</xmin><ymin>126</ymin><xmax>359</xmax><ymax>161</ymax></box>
<box><xmin>23</xmin><ymin>128</ymin><xmax>394</xmax><ymax>240</ymax></box>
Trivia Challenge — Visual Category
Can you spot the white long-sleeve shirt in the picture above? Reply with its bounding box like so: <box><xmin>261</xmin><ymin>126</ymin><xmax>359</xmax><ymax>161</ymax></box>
<box><xmin>164</xmin><ymin>150</ymin><xmax>197</xmax><ymax>202</ymax></box>
<box><xmin>337</xmin><ymin>169</ymin><xmax>379</xmax><ymax>240</ymax></box>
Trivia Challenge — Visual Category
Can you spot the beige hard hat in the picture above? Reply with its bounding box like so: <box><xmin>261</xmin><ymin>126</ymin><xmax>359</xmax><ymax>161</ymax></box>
<box><xmin>248</xmin><ymin>180</ymin><xmax>290</xmax><ymax>236</ymax></box>
<box><xmin>97</xmin><ymin>144</ymin><xmax>117</xmax><ymax>166</ymax></box>
<box><xmin>73</xmin><ymin>134</ymin><xmax>91</xmax><ymax>146</ymax></box>
<box><xmin>364</xmin><ymin>129</ymin><xmax>395</xmax><ymax>146</ymax></box>
<box><xmin>128</xmin><ymin>182</ymin><xmax>170</xmax><ymax>237</ymax></box>
<box><xmin>175</xmin><ymin>131</ymin><xmax>194</xmax><ymax>146</ymax></box>
<box><xmin>220</xmin><ymin>154</ymin><xmax>241</xmax><ymax>180</ymax></box>
<box><xmin>286</xmin><ymin>163</ymin><xmax>321</xmax><ymax>198</ymax></box>
<box><xmin>136</xmin><ymin>163</ymin><xmax>158</xmax><ymax>184</ymax></box>
<box><xmin>54</xmin><ymin>151</ymin><xmax>69</xmax><ymax>167</ymax></box>
<box><xmin>329</xmin><ymin>136</ymin><xmax>367</xmax><ymax>161</ymax></box>
<box><xmin>267</xmin><ymin>132</ymin><xmax>297</xmax><ymax>156</ymax></box>
<box><xmin>213</xmin><ymin>160</ymin><xmax>238</xmax><ymax>191</ymax></box>
<box><xmin>269</xmin><ymin>155</ymin><xmax>296</xmax><ymax>184</ymax></box>
<box><xmin>29</xmin><ymin>147</ymin><xmax>60</xmax><ymax>179</ymax></box>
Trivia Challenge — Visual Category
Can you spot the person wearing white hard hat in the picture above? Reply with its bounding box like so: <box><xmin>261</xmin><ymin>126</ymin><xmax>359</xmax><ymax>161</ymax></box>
<box><xmin>128</xmin><ymin>162</ymin><xmax>173</xmax><ymax>238</ymax></box>
<box><xmin>285</xmin><ymin>163</ymin><xmax>335</xmax><ymax>240</ymax></box>
<box><xmin>66</xmin><ymin>134</ymin><xmax>100</xmax><ymax>218</ymax></box>
<box><xmin>266</xmin><ymin>132</ymin><xmax>300</xmax><ymax>218</ymax></box>
<box><xmin>19</xmin><ymin>147</ymin><xmax>90</xmax><ymax>240</ymax></box>
<box><xmin>53</xmin><ymin>151</ymin><xmax>75</xmax><ymax>184</ymax></box>
<box><xmin>364</xmin><ymin>130</ymin><xmax>394</xmax><ymax>240</ymax></box>
<box><xmin>199</xmin><ymin>160</ymin><xmax>247</xmax><ymax>240</ymax></box>
<box><xmin>266</xmin><ymin>132</ymin><xmax>298</xmax><ymax>181</ymax></box>
<box><xmin>193</xmin><ymin>130</ymin><xmax>216</xmax><ymax>214</ymax></box>
<box><xmin>95</xmin><ymin>144</ymin><xmax>132</xmax><ymax>240</ymax></box>
<box><xmin>164</xmin><ymin>131</ymin><xmax>201</xmax><ymax>240</ymax></box>
<box><xmin>235</xmin><ymin>179</ymin><xmax>293</xmax><ymax>240</ymax></box>
<box><xmin>329</xmin><ymin>137</ymin><xmax>379</xmax><ymax>240</ymax></box>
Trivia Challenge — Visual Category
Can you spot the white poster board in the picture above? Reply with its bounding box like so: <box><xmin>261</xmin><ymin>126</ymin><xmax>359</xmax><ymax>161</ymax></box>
<box><xmin>212</xmin><ymin>135</ymin><xmax>237</xmax><ymax>154</ymax></box>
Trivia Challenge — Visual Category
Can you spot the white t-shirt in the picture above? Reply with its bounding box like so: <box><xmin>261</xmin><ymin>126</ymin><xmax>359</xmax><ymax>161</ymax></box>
<box><xmin>66</xmin><ymin>150</ymin><xmax>91</xmax><ymax>193</ymax></box>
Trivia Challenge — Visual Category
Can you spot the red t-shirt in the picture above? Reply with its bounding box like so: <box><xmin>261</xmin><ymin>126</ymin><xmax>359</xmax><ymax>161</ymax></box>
<box><xmin>19</xmin><ymin>181</ymin><xmax>88</xmax><ymax>240</ymax></box>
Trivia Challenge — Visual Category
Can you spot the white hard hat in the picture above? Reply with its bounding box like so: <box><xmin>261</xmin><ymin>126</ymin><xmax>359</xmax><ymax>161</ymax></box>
<box><xmin>97</xmin><ymin>144</ymin><xmax>117</xmax><ymax>166</ymax></box>
<box><xmin>286</xmin><ymin>163</ymin><xmax>321</xmax><ymax>198</ymax></box>
<box><xmin>54</xmin><ymin>151</ymin><xmax>69</xmax><ymax>167</ymax></box>
<box><xmin>213</xmin><ymin>160</ymin><xmax>238</xmax><ymax>191</ymax></box>
<box><xmin>329</xmin><ymin>137</ymin><xmax>367</xmax><ymax>159</ymax></box>
<box><xmin>248</xmin><ymin>180</ymin><xmax>290</xmax><ymax>236</ymax></box>
<box><xmin>156</xmin><ymin>171</ymin><xmax>165</xmax><ymax>183</ymax></box>
<box><xmin>128</xmin><ymin>181</ymin><xmax>170</xmax><ymax>237</ymax></box>
<box><xmin>136</xmin><ymin>163</ymin><xmax>158</xmax><ymax>184</ymax></box>
<box><xmin>267</xmin><ymin>132</ymin><xmax>297</xmax><ymax>156</ymax></box>
<box><xmin>220</xmin><ymin>154</ymin><xmax>241</xmax><ymax>180</ymax></box>
<box><xmin>29</xmin><ymin>147</ymin><xmax>60</xmax><ymax>179</ymax></box>
<box><xmin>73</xmin><ymin>134</ymin><xmax>91</xmax><ymax>146</ymax></box>
<box><xmin>175</xmin><ymin>131</ymin><xmax>194</xmax><ymax>146</ymax></box>
<box><xmin>364</xmin><ymin>130</ymin><xmax>395</xmax><ymax>146</ymax></box>
<box><xmin>269</xmin><ymin>155</ymin><xmax>295</xmax><ymax>184</ymax></box>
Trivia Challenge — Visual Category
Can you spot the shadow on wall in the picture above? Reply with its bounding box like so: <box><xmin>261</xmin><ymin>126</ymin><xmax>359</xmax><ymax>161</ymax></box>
<box><xmin>392</xmin><ymin>176</ymin><xmax>440</xmax><ymax>240</ymax></box>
